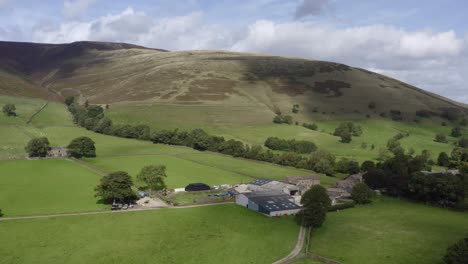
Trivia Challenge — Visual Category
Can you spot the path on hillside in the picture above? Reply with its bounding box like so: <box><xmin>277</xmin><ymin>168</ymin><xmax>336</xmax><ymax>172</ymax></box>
<box><xmin>69</xmin><ymin>158</ymin><xmax>108</xmax><ymax>175</ymax></box>
<box><xmin>0</xmin><ymin>202</ymin><xmax>234</xmax><ymax>222</ymax></box>
<box><xmin>272</xmin><ymin>225</ymin><xmax>306</xmax><ymax>264</ymax></box>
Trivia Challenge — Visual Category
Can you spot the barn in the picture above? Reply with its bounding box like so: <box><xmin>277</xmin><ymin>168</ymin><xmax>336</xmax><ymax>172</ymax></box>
<box><xmin>236</xmin><ymin>190</ymin><xmax>301</xmax><ymax>217</ymax></box>
<box><xmin>185</xmin><ymin>183</ymin><xmax>211</xmax><ymax>191</ymax></box>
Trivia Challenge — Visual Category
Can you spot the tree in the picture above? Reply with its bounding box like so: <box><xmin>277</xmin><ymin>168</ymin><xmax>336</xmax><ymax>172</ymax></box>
<box><xmin>64</xmin><ymin>96</ymin><xmax>75</xmax><ymax>106</ymax></box>
<box><xmin>25</xmin><ymin>137</ymin><xmax>50</xmax><ymax>157</ymax></box>
<box><xmin>0</xmin><ymin>209</ymin><xmax>3</xmax><ymax>217</ymax></box>
<box><xmin>351</xmin><ymin>183</ymin><xmax>373</xmax><ymax>204</ymax></box>
<box><xmin>336</xmin><ymin>158</ymin><xmax>360</xmax><ymax>174</ymax></box>
<box><xmin>363</xmin><ymin>169</ymin><xmax>386</xmax><ymax>190</ymax></box>
<box><xmin>95</xmin><ymin>171</ymin><xmax>137</xmax><ymax>203</ymax></box>
<box><xmin>443</xmin><ymin>237</ymin><xmax>468</xmax><ymax>264</ymax></box>
<box><xmin>451</xmin><ymin>127</ymin><xmax>462</xmax><ymax>138</ymax></box>
<box><xmin>86</xmin><ymin>105</ymin><xmax>104</xmax><ymax>118</ymax></box>
<box><xmin>2</xmin><ymin>104</ymin><xmax>16</xmax><ymax>116</ymax></box>
<box><xmin>94</xmin><ymin>117</ymin><xmax>113</xmax><ymax>134</ymax></box>
<box><xmin>137</xmin><ymin>165</ymin><xmax>167</xmax><ymax>191</ymax></box>
<box><xmin>361</xmin><ymin>160</ymin><xmax>376</xmax><ymax>172</ymax></box>
<box><xmin>299</xmin><ymin>185</ymin><xmax>331</xmax><ymax>228</ymax></box>
<box><xmin>368</xmin><ymin>102</ymin><xmax>376</xmax><ymax>109</ymax></box>
<box><xmin>67</xmin><ymin>137</ymin><xmax>96</xmax><ymax>158</ymax></box>
<box><xmin>459</xmin><ymin>138</ymin><xmax>468</xmax><ymax>148</ymax></box>
<box><xmin>340</xmin><ymin>131</ymin><xmax>352</xmax><ymax>143</ymax></box>
<box><xmin>435</xmin><ymin>133</ymin><xmax>448</xmax><ymax>143</ymax></box>
<box><xmin>134</xmin><ymin>125</ymin><xmax>151</xmax><ymax>140</ymax></box>
<box><xmin>438</xmin><ymin>152</ymin><xmax>451</xmax><ymax>167</ymax></box>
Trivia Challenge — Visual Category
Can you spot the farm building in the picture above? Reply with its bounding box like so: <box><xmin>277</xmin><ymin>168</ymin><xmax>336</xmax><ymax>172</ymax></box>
<box><xmin>185</xmin><ymin>183</ymin><xmax>211</xmax><ymax>191</ymax></box>
<box><xmin>285</xmin><ymin>175</ymin><xmax>320</xmax><ymax>194</ymax></box>
<box><xmin>327</xmin><ymin>187</ymin><xmax>351</xmax><ymax>205</ymax></box>
<box><xmin>334</xmin><ymin>173</ymin><xmax>363</xmax><ymax>193</ymax></box>
<box><xmin>235</xmin><ymin>178</ymin><xmax>299</xmax><ymax>195</ymax></box>
<box><xmin>47</xmin><ymin>147</ymin><xmax>68</xmax><ymax>158</ymax></box>
<box><xmin>236</xmin><ymin>191</ymin><xmax>301</xmax><ymax>217</ymax></box>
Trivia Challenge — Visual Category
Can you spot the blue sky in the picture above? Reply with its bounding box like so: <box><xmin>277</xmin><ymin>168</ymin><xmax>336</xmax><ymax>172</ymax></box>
<box><xmin>0</xmin><ymin>0</ymin><xmax>467</xmax><ymax>103</ymax></box>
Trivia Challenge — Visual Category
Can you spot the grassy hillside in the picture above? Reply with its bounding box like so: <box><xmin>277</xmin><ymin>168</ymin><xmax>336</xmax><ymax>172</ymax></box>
<box><xmin>0</xmin><ymin>159</ymin><xmax>106</xmax><ymax>216</ymax></box>
<box><xmin>309</xmin><ymin>197</ymin><xmax>468</xmax><ymax>264</ymax></box>
<box><xmin>0</xmin><ymin>41</ymin><xmax>465</xmax><ymax>116</ymax></box>
<box><xmin>106</xmin><ymin>103</ymin><xmax>466</xmax><ymax>162</ymax></box>
<box><xmin>0</xmin><ymin>204</ymin><xmax>299</xmax><ymax>264</ymax></box>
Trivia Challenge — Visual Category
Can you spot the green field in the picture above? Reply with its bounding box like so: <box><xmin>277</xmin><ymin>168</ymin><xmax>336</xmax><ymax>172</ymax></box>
<box><xmin>308</xmin><ymin>197</ymin><xmax>468</xmax><ymax>264</ymax></box>
<box><xmin>107</xmin><ymin>103</ymin><xmax>467</xmax><ymax>163</ymax></box>
<box><xmin>0</xmin><ymin>159</ymin><xmax>106</xmax><ymax>216</ymax></box>
<box><xmin>0</xmin><ymin>204</ymin><xmax>299</xmax><ymax>264</ymax></box>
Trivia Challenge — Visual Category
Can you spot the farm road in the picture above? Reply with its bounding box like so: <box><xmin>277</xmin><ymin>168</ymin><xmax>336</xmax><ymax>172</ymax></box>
<box><xmin>0</xmin><ymin>202</ymin><xmax>234</xmax><ymax>222</ymax></box>
<box><xmin>272</xmin><ymin>225</ymin><xmax>306</xmax><ymax>264</ymax></box>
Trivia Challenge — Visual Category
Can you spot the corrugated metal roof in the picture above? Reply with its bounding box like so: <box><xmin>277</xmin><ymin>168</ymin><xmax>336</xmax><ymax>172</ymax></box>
<box><xmin>249</xmin><ymin>178</ymin><xmax>273</xmax><ymax>186</ymax></box>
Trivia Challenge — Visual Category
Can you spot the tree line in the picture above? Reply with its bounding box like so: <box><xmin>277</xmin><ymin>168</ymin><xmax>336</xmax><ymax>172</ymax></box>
<box><xmin>66</xmin><ymin>97</ymin><xmax>366</xmax><ymax>176</ymax></box>
<box><xmin>363</xmin><ymin>152</ymin><xmax>467</xmax><ymax>210</ymax></box>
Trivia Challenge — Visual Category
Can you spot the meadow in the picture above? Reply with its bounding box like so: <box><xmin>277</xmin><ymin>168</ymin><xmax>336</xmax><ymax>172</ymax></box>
<box><xmin>308</xmin><ymin>197</ymin><xmax>468</xmax><ymax>264</ymax></box>
<box><xmin>0</xmin><ymin>159</ymin><xmax>106</xmax><ymax>216</ymax></box>
<box><xmin>106</xmin><ymin>102</ymin><xmax>467</xmax><ymax>163</ymax></box>
<box><xmin>0</xmin><ymin>204</ymin><xmax>299</xmax><ymax>264</ymax></box>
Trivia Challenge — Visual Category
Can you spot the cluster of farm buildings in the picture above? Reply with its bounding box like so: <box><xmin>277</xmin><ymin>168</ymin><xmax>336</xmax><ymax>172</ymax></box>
<box><xmin>233</xmin><ymin>174</ymin><xmax>363</xmax><ymax>217</ymax></box>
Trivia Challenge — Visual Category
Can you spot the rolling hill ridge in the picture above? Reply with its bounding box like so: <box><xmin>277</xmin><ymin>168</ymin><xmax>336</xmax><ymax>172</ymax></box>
<box><xmin>0</xmin><ymin>40</ymin><xmax>465</xmax><ymax>120</ymax></box>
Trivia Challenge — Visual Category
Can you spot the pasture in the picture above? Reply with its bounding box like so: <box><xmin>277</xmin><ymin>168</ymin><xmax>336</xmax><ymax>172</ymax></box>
<box><xmin>308</xmin><ymin>197</ymin><xmax>468</xmax><ymax>264</ymax></box>
<box><xmin>0</xmin><ymin>204</ymin><xmax>299</xmax><ymax>264</ymax></box>
<box><xmin>106</xmin><ymin>102</ymin><xmax>466</xmax><ymax>162</ymax></box>
<box><xmin>0</xmin><ymin>159</ymin><xmax>106</xmax><ymax>216</ymax></box>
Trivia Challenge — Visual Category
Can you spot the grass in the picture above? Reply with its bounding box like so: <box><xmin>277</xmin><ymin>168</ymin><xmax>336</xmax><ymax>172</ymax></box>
<box><xmin>176</xmin><ymin>153</ymin><xmax>338</xmax><ymax>186</ymax></box>
<box><xmin>0</xmin><ymin>159</ymin><xmax>106</xmax><ymax>216</ymax></box>
<box><xmin>84</xmin><ymin>155</ymin><xmax>253</xmax><ymax>189</ymax></box>
<box><xmin>308</xmin><ymin>197</ymin><xmax>468</xmax><ymax>264</ymax></box>
<box><xmin>167</xmin><ymin>190</ymin><xmax>227</xmax><ymax>205</ymax></box>
<box><xmin>0</xmin><ymin>204</ymin><xmax>299</xmax><ymax>264</ymax></box>
<box><xmin>107</xmin><ymin>103</ymin><xmax>467</xmax><ymax>163</ymax></box>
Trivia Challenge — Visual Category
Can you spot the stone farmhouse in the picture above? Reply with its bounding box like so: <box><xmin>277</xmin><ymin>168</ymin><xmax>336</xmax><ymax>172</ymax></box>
<box><xmin>47</xmin><ymin>147</ymin><xmax>68</xmax><ymax>158</ymax></box>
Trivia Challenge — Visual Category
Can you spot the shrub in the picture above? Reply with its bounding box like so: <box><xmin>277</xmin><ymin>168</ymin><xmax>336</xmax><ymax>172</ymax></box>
<box><xmin>351</xmin><ymin>183</ymin><xmax>373</xmax><ymax>204</ymax></box>
<box><xmin>292</xmin><ymin>104</ymin><xmax>300</xmax><ymax>113</ymax></box>
<box><xmin>303</xmin><ymin>123</ymin><xmax>318</xmax><ymax>130</ymax></box>
<box><xmin>451</xmin><ymin>127</ymin><xmax>462</xmax><ymax>137</ymax></box>
<box><xmin>361</xmin><ymin>160</ymin><xmax>376</xmax><ymax>172</ymax></box>
<box><xmin>0</xmin><ymin>208</ymin><xmax>3</xmax><ymax>217</ymax></box>
<box><xmin>264</xmin><ymin>137</ymin><xmax>317</xmax><ymax>154</ymax></box>
<box><xmin>459</xmin><ymin>138</ymin><xmax>468</xmax><ymax>148</ymax></box>
<box><xmin>328</xmin><ymin>201</ymin><xmax>355</xmax><ymax>212</ymax></box>
<box><xmin>273</xmin><ymin>115</ymin><xmax>293</xmax><ymax>124</ymax></box>
<box><xmin>336</xmin><ymin>158</ymin><xmax>360</xmax><ymax>174</ymax></box>
<box><xmin>368</xmin><ymin>102</ymin><xmax>376</xmax><ymax>109</ymax></box>
<box><xmin>443</xmin><ymin>237</ymin><xmax>468</xmax><ymax>264</ymax></box>
<box><xmin>340</xmin><ymin>131</ymin><xmax>352</xmax><ymax>143</ymax></box>
<box><xmin>25</xmin><ymin>137</ymin><xmax>50</xmax><ymax>157</ymax></box>
<box><xmin>2</xmin><ymin>104</ymin><xmax>16</xmax><ymax>116</ymax></box>
<box><xmin>389</xmin><ymin>110</ymin><xmax>403</xmax><ymax>121</ymax></box>
<box><xmin>435</xmin><ymin>133</ymin><xmax>448</xmax><ymax>143</ymax></box>
<box><xmin>64</xmin><ymin>96</ymin><xmax>75</xmax><ymax>106</ymax></box>
<box><xmin>437</xmin><ymin>152</ymin><xmax>450</xmax><ymax>167</ymax></box>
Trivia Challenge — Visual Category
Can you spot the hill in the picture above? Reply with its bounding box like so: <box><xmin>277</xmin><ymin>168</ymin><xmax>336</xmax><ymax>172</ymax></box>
<box><xmin>0</xmin><ymin>40</ymin><xmax>465</xmax><ymax>119</ymax></box>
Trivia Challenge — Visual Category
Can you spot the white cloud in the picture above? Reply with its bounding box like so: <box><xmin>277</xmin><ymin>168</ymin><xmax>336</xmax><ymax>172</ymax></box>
<box><xmin>63</xmin><ymin>0</ymin><xmax>96</xmax><ymax>19</ymax></box>
<box><xmin>29</xmin><ymin>7</ymin><xmax>468</xmax><ymax>103</ymax></box>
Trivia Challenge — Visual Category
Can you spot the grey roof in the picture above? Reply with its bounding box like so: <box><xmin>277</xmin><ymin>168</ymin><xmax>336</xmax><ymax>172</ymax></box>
<box><xmin>244</xmin><ymin>191</ymin><xmax>301</xmax><ymax>212</ymax></box>
<box><xmin>251</xmin><ymin>195</ymin><xmax>301</xmax><ymax>212</ymax></box>
<box><xmin>249</xmin><ymin>178</ymin><xmax>273</xmax><ymax>186</ymax></box>
<box><xmin>243</xmin><ymin>190</ymin><xmax>285</xmax><ymax>198</ymax></box>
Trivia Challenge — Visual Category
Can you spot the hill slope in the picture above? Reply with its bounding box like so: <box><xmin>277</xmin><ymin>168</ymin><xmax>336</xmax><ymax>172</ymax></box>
<box><xmin>0</xmin><ymin>41</ymin><xmax>465</xmax><ymax>118</ymax></box>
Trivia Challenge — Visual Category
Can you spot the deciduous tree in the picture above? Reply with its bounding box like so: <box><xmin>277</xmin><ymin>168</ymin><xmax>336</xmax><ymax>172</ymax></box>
<box><xmin>137</xmin><ymin>165</ymin><xmax>167</xmax><ymax>191</ymax></box>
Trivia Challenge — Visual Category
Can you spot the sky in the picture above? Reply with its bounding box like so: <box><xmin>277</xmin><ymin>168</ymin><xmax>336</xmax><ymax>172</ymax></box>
<box><xmin>0</xmin><ymin>0</ymin><xmax>467</xmax><ymax>103</ymax></box>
